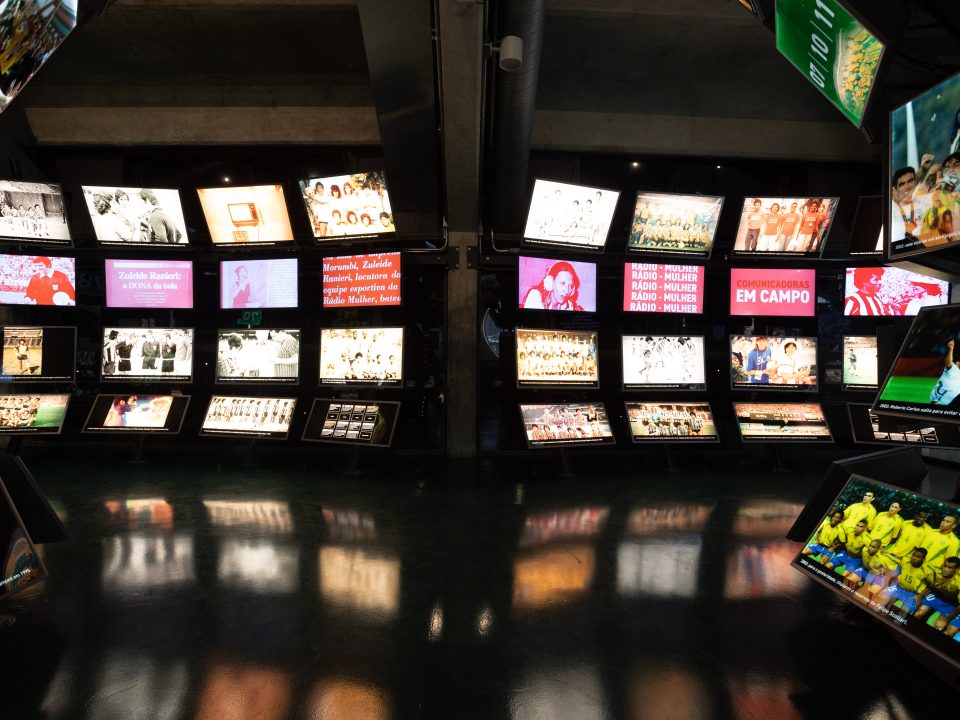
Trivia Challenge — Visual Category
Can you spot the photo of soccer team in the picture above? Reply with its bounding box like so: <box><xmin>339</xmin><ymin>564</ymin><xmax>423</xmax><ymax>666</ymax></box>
<box><xmin>519</xmin><ymin>403</ymin><xmax>615</xmax><ymax>448</ymax></box>
<box><xmin>890</xmin><ymin>71</ymin><xmax>960</xmax><ymax>257</ymax></box>
<box><xmin>516</xmin><ymin>329</ymin><xmax>599</xmax><ymax>387</ymax></box>
<box><xmin>622</xmin><ymin>335</ymin><xmax>705</xmax><ymax>390</ymax></box>
<box><xmin>843</xmin><ymin>336</ymin><xmax>878</xmax><ymax>390</ymax></box>
<box><xmin>624</xmin><ymin>402</ymin><xmax>719</xmax><ymax>443</ymax></box>
<box><xmin>201</xmin><ymin>396</ymin><xmax>296</xmax><ymax>438</ymax></box>
<box><xmin>796</xmin><ymin>476</ymin><xmax>960</xmax><ymax>658</ymax></box>
<box><xmin>732</xmin><ymin>197</ymin><xmax>837</xmax><ymax>256</ymax></box>
<box><xmin>523</xmin><ymin>180</ymin><xmax>620</xmax><ymax>250</ymax></box>
<box><xmin>0</xmin><ymin>181</ymin><xmax>71</xmax><ymax>243</ymax></box>
<box><xmin>627</xmin><ymin>192</ymin><xmax>723</xmax><ymax>256</ymax></box>
<box><xmin>734</xmin><ymin>402</ymin><xmax>832</xmax><ymax>442</ymax></box>
<box><xmin>319</xmin><ymin>328</ymin><xmax>403</xmax><ymax>386</ymax></box>
<box><xmin>843</xmin><ymin>266</ymin><xmax>949</xmax><ymax>317</ymax></box>
<box><xmin>0</xmin><ymin>394</ymin><xmax>69</xmax><ymax>433</ymax></box>
<box><xmin>102</xmin><ymin>328</ymin><xmax>193</xmax><ymax>382</ymax></box>
<box><xmin>730</xmin><ymin>336</ymin><xmax>817</xmax><ymax>390</ymax></box>
<box><xmin>298</xmin><ymin>171</ymin><xmax>395</xmax><ymax>239</ymax></box>
<box><xmin>216</xmin><ymin>329</ymin><xmax>300</xmax><ymax>384</ymax></box>
<box><xmin>81</xmin><ymin>186</ymin><xmax>187</xmax><ymax>246</ymax></box>
<box><xmin>875</xmin><ymin>305</ymin><xmax>960</xmax><ymax>422</ymax></box>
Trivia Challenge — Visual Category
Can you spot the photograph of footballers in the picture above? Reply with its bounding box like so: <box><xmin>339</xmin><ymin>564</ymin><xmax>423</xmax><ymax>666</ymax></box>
<box><xmin>844</xmin><ymin>266</ymin><xmax>949</xmax><ymax>316</ymax></box>
<box><xmin>795</xmin><ymin>475</ymin><xmax>960</xmax><ymax>665</ymax></box>
<box><xmin>843</xmin><ymin>336</ymin><xmax>878</xmax><ymax>390</ymax></box>
<box><xmin>82</xmin><ymin>186</ymin><xmax>187</xmax><ymax>246</ymax></box>
<box><xmin>200</xmin><ymin>396</ymin><xmax>296</xmax><ymax>438</ymax></box>
<box><xmin>522</xmin><ymin>179</ymin><xmax>620</xmax><ymax>251</ymax></box>
<box><xmin>518</xmin><ymin>257</ymin><xmax>596</xmax><ymax>312</ymax></box>
<box><xmin>890</xmin><ymin>71</ymin><xmax>960</xmax><ymax>257</ymax></box>
<box><xmin>319</xmin><ymin>328</ymin><xmax>403</xmax><ymax>387</ymax></box>
<box><xmin>847</xmin><ymin>403</ymin><xmax>946</xmax><ymax>447</ymax></box>
<box><xmin>299</xmin><ymin>171</ymin><xmax>394</xmax><ymax>239</ymax></box>
<box><xmin>734</xmin><ymin>402</ymin><xmax>832</xmax><ymax>442</ymax></box>
<box><xmin>731</xmin><ymin>197</ymin><xmax>838</xmax><ymax>257</ymax></box>
<box><xmin>102</xmin><ymin>328</ymin><xmax>193</xmax><ymax>383</ymax></box>
<box><xmin>197</xmin><ymin>184</ymin><xmax>294</xmax><ymax>246</ymax></box>
<box><xmin>0</xmin><ymin>254</ymin><xmax>75</xmax><ymax>306</ymax></box>
<box><xmin>730</xmin><ymin>336</ymin><xmax>817</xmax><ymax>390</ymax></box>
<box><xmin>216</xmin><ymin>329</ymin><xmax>300</xmax><ymax>384</ymax></box>
<box><xmin>627</xmin><ymin>191</ymin><xmax>723</xmax><ymax>257</ymax></box>
<box><xmin>94</xmin><ymin>395</ymin><xmax>177</xmax><ymax>430</ymax></box>
<box><xmin>1</xmin><ymin>326</ymin><xmax>73</xmax><ymax>381</ymax></box>
<box><xmin>0</xmin><ymin>394</ymin><xmax>69</xmax><ymax>433</ymax></box>
<box><xmin>519</xmin><ymin>403</ymin><xmax>615</xmax><ymax>448</ymax></box>
<box><xmin>515</xmin><ymin>328</ymin><xmax>598</xmax><ymax>388</ymax></box>
<box><xmin>0</xmin><ymin>181</ymin><xmax>71</xmax><ymax>243</ymax></box>
<box><xmin>302</xmin><ymin>399</ymin><xmax>401</xmax><ymax>447</ymax></box>
<box><xmin>2</xmin><ymin>326</ymin><xmax>40</xmax><ymax>377</ymax></box>
<box><xmin>625</xmin><ymin>402</ymin><xmax>719</xmax><ymax>443</ymax></box>
<box><xmin>874</xmin><ymin>305</ymin><xmax>960</xmax><ymax>422</ymax></box>
<box><xmin>622</xmin><ymin>335</ymin><xmax>705</xmax><ymax>390</ymax></box>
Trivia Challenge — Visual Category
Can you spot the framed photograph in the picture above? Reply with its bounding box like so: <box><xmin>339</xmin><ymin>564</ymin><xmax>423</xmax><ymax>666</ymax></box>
<box><xmin>1</xmin><ymin>326</ymin><xmax>75</xmax><ymax>382</ymax></box>
<box><xmin>624</xmin><ymin>402</ymin><xmax>719</xmax><ymax>443</ymax></box>
<box><xmin>519</xmin><ymin>402</ymin><xmax>615</xmax><ymax>449</ymax></box>
<box><xmin>82</xmin><ymin>186</ymin><xmax>187</xmax><ymax>246</ymax></box>
<box><xmin>82</xmin><ymin>394</ymin><xmax>190</xmax><ymax>434</ymax></box>
<box><xmin>298</xmin><ymin>171</ymin><xmax>394</xmax><ymax>240</ymax></box>
<box><xmin>731</xmin><ymin>197</ymin><xmax>838</xmax><ymax>258</ymax></box>
<box><xmin>515</xmin><ymin>328</ymin><xmax>598</xmax><ymax>388</ymax></box>
<box><xmin>302</xmin><ymin>398</ymin><xmax>400</xmax><ymax>447</ymax></box>
<box><xmin>322</xmin><ymin>252</ymin><xmax>401</xmax><ymax>308</ymax></box>
<box><xmin>200</xmin><ymin>396</ymin><xmax>297</xmax><ymax>439</ymax></box>
<box><xmin>197</xmin><ymin>184</ymin><xmax>294</xmax><ymax>246</ymax></box>
<box><xmin>0</xmin><ymin>181</ymin><xmax>71</xmax><ymax>245</ymax></box>
<box><xmin>733</xmin><ymin>402</ymin><xmax>833</xmax><ymax>442</ymax></box>
<box><xmin>215</xmin><ymin>329</ymin><xmax>300</xmax><ymax>385</ymax></box>
<box><xmin>102</xmin><ymin>328</ymin><xmax>194</xmax><ymax>383</ymax></box>
<box><xmin>318</xmin><ymin>328</ymin><xmax>403</xmax><ymax>387</ymax></box>
<box><xmin>0</xmin><ymin>394</ymin><xmax>70</xmax><ymax>435</ymax></box>
<box><xmin>622</xmin><ymin>335</ymin><xmax>706</xmax><ymax>390</ymax></box>
<box><xmin>522</xmin><ymin>179</ymin><xmax>620</xmax><ymax>251</ymax></box>
<box><xmin>0</xmin><ymin>254</ymin><xmax>75</xmax><ymax>307</ymax></box>
<box><xmin>518</xmin><ymin>256</ymin><xmax>596</xmax><ymax>312</ymax></box>
<box><xmin>730</xmin><ymin>335</ymin><xmax>818</xmax><ymax>391</ymax></box>
<box><xmin>627</xmin><ymin>191</ymin><xmax>723</xmax><ymax>258</ymax></box>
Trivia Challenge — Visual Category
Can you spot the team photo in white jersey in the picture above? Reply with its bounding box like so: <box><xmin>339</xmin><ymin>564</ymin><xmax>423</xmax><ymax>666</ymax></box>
<box><xmin>621</xmin><ymin>335</ymin><xmax>705</xmax><ymax>389</ymax></box>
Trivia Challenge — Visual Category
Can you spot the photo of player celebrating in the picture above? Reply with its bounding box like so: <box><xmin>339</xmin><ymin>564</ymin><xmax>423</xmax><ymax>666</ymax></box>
<box><xmin>729</xmin><ymin>336</ymin><xmax>817</xmax><ymax>390</ymax></box>
<box><xmin>624</xmin><ymin>402</ymin><xmax>719</xmax><ymax>443</ymax></box>
<box><xmin>627</xmin><ymin>191</ymin><xmax>723</xmax><ymax>257</ymax></box>
<box><xmin>622</xmin><ymin>335</ymin><xmax>705</xmax><ymax>390</ymax></box>
<box><xmin>732</xmin><ymin>196</ymin><xmax>838</xmax><ymax>257</ymax></box>
<box><xmin>515</xmin><ymin>329</ymin><xmax>599</xmax><ymax>387</ymax></box>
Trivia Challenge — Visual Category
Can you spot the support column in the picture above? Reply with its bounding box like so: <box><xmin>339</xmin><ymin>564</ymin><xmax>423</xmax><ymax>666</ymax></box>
<box><xmin>446</xmin><ymin>237</ymin><xmax>478</xmax><ymax>458</ymax></box>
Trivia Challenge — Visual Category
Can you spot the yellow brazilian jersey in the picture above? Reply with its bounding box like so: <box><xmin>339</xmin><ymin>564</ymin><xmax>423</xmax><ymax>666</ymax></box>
<box><xmin>816</xmin><ymin>520</ymin><xmax>846</xmax><ymax>549</ymax></box>
<box><xmin>922</xmin><ymin>531</ymin><xmax>960</xmax><ymax>569</ymax></box>
<box><xmin>842</xmin><ymin>502</ymin><xmax>877</xmax><ymax>533</ymax></box>
<box><xmin>870</xmin><ymin>513</ymin><xmax>903</xmax><ymax>546</ymax></box>
<box><xmin>886</xmin><ymin>522</ymin><xmax>931</xmax><ymax>559</ymax></box>
<box><xmin>895</xmin><ymin>560</ymin><xmax>928</xmax><ymax>594</ymax></box>
<box><xmin>861</xmin><ymin>548</ymin><xmax>897</xmax><ymax>574</ymax></box>
<box><xmin>845</xmin><ymin>530</ymin><xmax>872</xmax><ymax>556</ymax></box>
<box><xmin>925</xmin><ymin>568</ymin><xmax>960</xmax><ymax>602</ymax></box>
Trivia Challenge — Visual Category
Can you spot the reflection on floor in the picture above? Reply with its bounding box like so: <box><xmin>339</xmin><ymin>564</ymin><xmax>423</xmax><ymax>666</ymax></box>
<box><xmin>0</xmin><ymin>453</ymin><xmax>954</xmax><ymax>719</ymax></box>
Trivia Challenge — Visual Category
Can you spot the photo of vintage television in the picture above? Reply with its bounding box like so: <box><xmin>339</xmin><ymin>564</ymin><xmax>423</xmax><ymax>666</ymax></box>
<box><xmin>0</xmin><ymin>181</ymin><xmax>71</xmax><ymax>244</ymax></box>
<box><xmin>0</xmin><ymin>394</ymin><xmax>70</xmax><ymax>434</ymax></box>
<box><xmin>518</xmin><ymin>256</ymin><xmax>596</xmax><ymax>312</ymax></box>
<box><xmin>622</xmin><ymin>335</ymin><xmax>705</xmax><ymax>390</ymax></box>
<box><xmin>322</xmin><ymin>252</ymin><xmax>401</xmax><ymax>308</ymax></box>
<box><xmin>302</xmin><ymin>399</ymin><xmax>401</xmax><ymax>447</ymax></box>
<box><xmin>1</xmin><ymin>326</ymin><xmax>74</xmax><ymax>381</ymax></box>
<box><xmin>730</xmin><ymin>336</ymin><xmax>818</xmax><ymax>391</ymax></box>
<box><xmin>732</xmin><ymin>196</ymin><xmax>838</xmax><ymax>257</ymax></box>
<box><xmin>101</xmin><ymin>328</ymin><xmax>193</xmax><ymax>383</ymax></box>
<box><xmin>298</xmin><ymin>171</ymin><xmax>394</xmax><ymax>240</ymax></box>
<box><xmin>220</xmin><ymin>258</ymin><xmax>298</xmax><ymax>309</ymax></box>
<box><xmin>847</xmin><ymin>403</ymin><xmax>954</xmax><ymax>447</ymax></box>
<box><xmin>848</xmin><ymin>196</ymin><xmax>883</xmax><ymax>256</ymax></box>
<box><xmin>843</xmin><ymin>336</ymin><xmax>879</xmax><ymax>391</ymax></box>
<box><xmin>197</xmin><ymin>184</ymin><xmax>294</xmax><ymax>246</ymax></box>
<box><xmin>83</xmin><ymin>394</ymin><xmax>190</xmax><ymax>434</ymax></box>
<box><xmin>82</xmin><ymin>186</ymin><xmax>188</xmax><ymax>246</ymax></box>
<box><xmin>104</xmin><ymin>259</ymin><xmax>193</xmax><ymax>309</ymax></box>
<box><xmin>0</xmin><ymin>253</ymin><xmax>75</xmax><ymax>306</ymax></box>
<box><xmin>624</xmin><ymin>402</ymin><xmax>719</xmax><ymax>443</ymax></box>
<box><xmin>216</xmin><ymin>329</ymin><xmax>300</xmax><ymax>384</ymax></box>
<box><xmin>622</xmin><ymin>262</ymin><xmax>704</xmax><ymax>314</ymax></box>
<box><xmin>0</xmin><ymin>477</ymin><xmax>47</xmax><ymax>598</ymax></box>
<box><xmin>890</xmin><ymin>71</ymin><xmax>960</xmax><ymax>258</ymax></box>
<box><xmin>519</xmin><ymin>402</ymin><xmax>615</xmax><ymax>448</ymax></box>
<box><xmin>319</xmin><ymin>328</ymin><xmax>403</xmax><ymax>387</ymax></box>
<box><xmin>729</xmin><ymin>268</ymin><xmax>815</xmax><ymax>317</ymax></box>
<box><xmin>733</xmin><ymin>402</ymin><xmax>832</xmax><ymax>442</ymax></box>
<box><xmin>844</xmin><ymin>266</ymin><xmax>949</xmax><ymax>317</ymax></box>
<box><xmin>522</xmin><ymin>179</ymin><xmax>620</xmax><ymax>251</ymax></box>
<box><xmin>627</xmin><ymin>191</ymin><xmax>723</xmax><ymax>257</ymax></box>
<box><xmin>200</xmin><ymin>396</ymin><xmax>297</xmax><ymax>439</ymax></box>
<box><xmin>515</xmin><ymin>328</ymin><xmax>598</xmax><ymax>388</ymax></box>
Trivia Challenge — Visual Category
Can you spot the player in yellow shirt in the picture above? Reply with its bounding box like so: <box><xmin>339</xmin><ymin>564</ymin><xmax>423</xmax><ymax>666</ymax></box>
<box><xmin>915</xmin><ymin>557</ymin><xmax>960</xmax><ymax>626</ymax></box>
<box><xmin>802</xmin><ymin>510</ymin><xmax>847</xmax><ymax>562</ymax></box>
<box><xmin>826</xmin><ymin>520</ymin><xmax>871</xmax><ymax>572</ymax></box>
<box><xmin>921</xmin><ymin>515</ymin><xmax>960</xmax><ymax>570</ymax></box>
<box><xmin>869</xmin><ymin>501</ymin><xmax>903</xmax><ymax>546</ymax></box>
<box><xmin>842</xmin><ymin>491</ymin><xmax>877</xmax><ymax>533</ymax></box>
<box><xmin>880</xmin><ymin>547</ymin><xmax>929</xmax><ymax>619</ymax></box>
<box><xmin>844</xmin><ymin>538</ymin><xmax>897</xmax><ymax>597</ymax></box>
<box><xmin>883</xmin><ymin>510</ymin><xmax>931</xmax><ymax>561</ymax></box>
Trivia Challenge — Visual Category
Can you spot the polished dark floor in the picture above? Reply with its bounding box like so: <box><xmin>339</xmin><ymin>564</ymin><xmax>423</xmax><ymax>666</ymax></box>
<box><xmin>1</xmin><ymin>450</ymin><xmax>956</xmax><ymax>719</ymax></box>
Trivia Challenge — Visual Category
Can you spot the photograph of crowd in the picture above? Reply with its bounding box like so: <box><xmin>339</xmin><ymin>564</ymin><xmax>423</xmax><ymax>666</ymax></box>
<box><xmin>299</xmin><ymin>171</ymin><xmax>394</xmax><ymax>239</ymax></box>
<box><xmin>518</xmin><ymin>257</ymin><xmax>596</xmax><ymax>312</ymax></box>
<box><xmin>734</xmin><ymin>402</ymin><xmax>832</xmax><ymax>441</ymax></box>
<box><xmin>216</xmin><ymin>329</ymin><xmax>299</xmax><ymax>383</ymax></box>
<box><xmin>82</xmin><ymin>186</ymin><xmax>187</xmax><ymax>245</ymax></box>
<box><xmin>519</xmin><ymin>403</ymin><xmax>614</xmax><ymax>448</ymax></box>
<box><xmin>102</xmin><ymin>328</ymin><xmax>193</xmax><ymax>382</ymax></box>
<box><xmin>730</xmin><ymin>336</ymin><xmax>818</xmax><ymax>389</ymax></box>
<box><xmin>890</xmin><ymin>71</ymin><xmax>960</xmax><ymax>256</ymax></box>
<box><xmin>2</xmin><ymin>326</ymin><xmax>41</xmax><ymax>377</ymax></box>
<box><xmin>516</xmin><ymin>328</ymin><xmax>598</xmax><ymax>387</ymax></box>
<box><xmin>625</xmin><ymin>402</ymin><xmax>719</xmax><ymax>443</ymax></box>
<box><xmin>875</xmin><ymin>305</ymin><xmax>960</xmax><ymax>422</ymax></box>
<box><xmin>201</xmin><ymin>396</ymin><xmax>296</xmax><ymax>437</ymax></box>
<box><xmin>523</xmin><ymin>179</ymin><xmax>619</xmax><ymax>250</ymax></box>
<box><xmin>197</xmin><ymin>184</ymin><xmax>294</xmax><ymax>245</ymax></box>
<box><xmin>220</xmin><ymin>258</ymin><xmax>298</xmax><ymax>309</ymax></box>
<box><xmin>622</xmin><ymin>335</ymin><xmax>705</xmax><ymax>389</ymax></box>
<box><xmin>0</xmin><ymin>393</ymin><xmax>68</xmax><ymax>432</ymax></box>
<box><xmin>304</xmin><ymin>399</ymin><xmax>400</xmax><ymax>447</ymax></box>
<box><xmin>0</xmin><ymin>181</ymin><xmax>70</xmax><ymax>242</ymax></box>
<box><xmin>627</xmin><ymin>192</ymin><xmax>723</xmax><ymax>256</ymax></box>
<box><xmin>732</xmin><ymin>197</ymin><xmax>837</xmax><ymax>255</ymax></box>
<box><xmin>796</xmin><ymin>476</ymin><xmax>960</xmax><ymax>661</ymax></box>
<box><xmin>843</xmin><ymin>336</ymin><xmax>879</xmax><ymax>389</ymax></box>
<box><xmin>844</xmin><ymin>266</ymin><xmax>949</xmax><ymax>317</ymax></box>
<box><xmin>99</xmin><ymin>395</ymin><xmax>174</xmax><ymax>429</ymax></box>
<box><xmin>847</xmin><ymin>404</ymin><xmax>943</xmax><ymax>447</ymax></box>
<box><xmin>319</xmin><ymin>328</ymin><xmax>403</xmax><ymax>386</ymax></box>
<box><xmin>0</xmin><ymin>253</ymin><xmax>74</xmax><ymax>306</ymax></box>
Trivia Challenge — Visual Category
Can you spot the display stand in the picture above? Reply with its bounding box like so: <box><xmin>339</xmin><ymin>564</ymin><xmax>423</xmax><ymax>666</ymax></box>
<box><xmin>128</xmin><ymin>435</ymin><xmax>147</xmax><ymax>464</ymax></box>
<box><xmin>239</xmin><ymin>439</ymin><xmax>257</xmax><ymax>469</ymax></box>
<box><xmin>6</xmin><ymin>436</ymin><xmax>23</xmax><ymax>455</ymax></box>
<box><xmin>768</xmin><ymin>444</ymin><xmax>788</xmax><ymax>472</ymax></box>
<box><xmin>662</xmin><ymin>445</ymin><xmax>679</xmax><ymax>473</ymax></box>
<box><xmin>343</xmin><ymin>445</ymin><xmax>364</xmax><ymax>477</ymax></box>
<box><xmin>0</xmin><ymin>454</ymin><xmax>68</xmax><ymax>544</ymax></box>
<box><xmin>557</xmin><ymin>448</ymin><xmax>576</xmax><ymax>479</ymax></box>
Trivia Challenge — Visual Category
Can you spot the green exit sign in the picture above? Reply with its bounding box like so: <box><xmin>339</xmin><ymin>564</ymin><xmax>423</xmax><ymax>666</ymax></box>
<box><xmin>236</xmin><ymin>310</ymin><xmax>262</xmax><ymax>327</ymax></box>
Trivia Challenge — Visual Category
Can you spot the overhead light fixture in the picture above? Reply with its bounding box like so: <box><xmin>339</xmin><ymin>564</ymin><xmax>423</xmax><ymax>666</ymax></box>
<box><xmin>498</xmin><ymin>35</ymin><xmax>523</xmax><ymax>72</ymax></box>
<box><xmin>631</xmin><ymin>162</ymin><xmax>640</xmax><ymax>168</ymax></box>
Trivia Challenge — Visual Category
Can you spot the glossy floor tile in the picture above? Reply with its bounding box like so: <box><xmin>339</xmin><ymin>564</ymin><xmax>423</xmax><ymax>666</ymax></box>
<box><xmin>0</xmin><ymin>451</ymin><xmax>956</xmax><ymax>719</ymax></box>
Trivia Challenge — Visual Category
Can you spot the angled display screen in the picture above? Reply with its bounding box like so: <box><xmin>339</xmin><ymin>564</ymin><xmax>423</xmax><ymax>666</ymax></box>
<box><xmin>519</xmin><ymin>403</ymin><xmax>614</xmax><ymax>448</ymax></box>
<box><xmin>843</xmin><ymin>336</ymin><xmax>878</xmax><ymax>391</ymax></box>
<box><xmin>322</xmin><ymin>252</ymin><xmax>401</xmax><ymax>308</ymax></box>
<box><xmin>200</xmin><ymin>396</ymin><xmax>296</xmax><ymax>439</ymax></box>
<box><xmin>0</xmin><ymin>181</ymin><xmax>71</xmax><ymax>244</ymax></box>
<box><xmin>844</xmin><ymin>266</ymin><xmax>949</xmax><ymax>317</ymax></box>
<box><xmin>82</xmin><ymin>186</ymin><xmax>187</xmax><ymax>246</ymax></box>
<box><xmin>622</xmin><ymin>335</ymin><xmax>705</xmax><ymax>390</ymax></box>
<box><xmin>516</xmin><ymin>328</ymin><xmax>598</xmax><ymax>388</ymax></box>
<box><xmin>518</xmin><ymin>256</ymin><xmax>596</xmax><ymax>312</ymax></box>
<box><xmin>848</xmin><ymin>196</ymin><xmax>883</xmax><ymax>256</ymax></box>
<box><xmin>302</xmin><ymin>399</ymin><xmax>400</xmax><ymax>447</ymax></box>
<box><xmin>83</xmin><ymin>394</ymin><xmax>190</xmax><ymax>434</ymax></box>
<box><xmin>105</xmin><ymin>259</ymin><xmax>193</xmax><ymax>309</ymax></box>
<box><xmin>216</xmin><ymin>329</ymin><xmax>300</xmax><ymax>384</ymax></box>
<box><xmin>627</xmin><ymin>191</ymin><xmax>723</xmax><ymax>257</ymax></box>
<box><xmin>625</xmin><ymin>402</ymin><xmax>719</xmax><ymax>443</ymax></box>
<box><xmin>0</xmin><ymin>478</ymin><xmax>47</xmax><ymax>598</ymax></box>
<box><xmin>522</xmin><ymin>179</ymin><xmax>620</xmax><ymax>251</ymax></box>
<box><xmin>197</xmin><ymin>184</ymin><xmax>294</xmax><ymax>246</ymax></box>
<box><xmin>730</xmin><ymin>335</ymin><xmax>818</xmax><ymax>390</ymax></box>
<box><xmin>299</xmin><ymin>171</ymin><xmax>394</xmax><ymax>239</ymax></box>
<box><xmin>847</xmin><ymin>403</ymin><xmax>954</xmax><ymax>447</ymax></box>
<box><xmin>1</xmin><ymin>326</ymin><xmax>74</xmax><ymax>382</ymax></box>
<box><xmin>622</xmin><ymin>262</ymin><xmax>704</xmax><ymax>314</ymax></box>
<box><xmin>0</xmin><ymin>394</ymin><xmax>70</xmax><ymax>434</ymax></box>
<box><xmin>733</xmin><ymin>402</ymin><xmax>832</xmax><ymax>442</ymax></box>
<box><xmin>729</xmin><ymin>268</ymin><xmax>815</xmax><ymax>317</ymax></box>
<box><xmin>102</xmin><ymin>328</ymin><xmax>193</xmax><ymax>383</ymax></box>
<box><xmin>0</xmin><ymin>253</ymin><xmax>75</xmax><ymax>306</ymax></box>
<box><xmin>732</xmin><ymin>197</ymin><xmax>838</xmax><ymax>257</ymax></box>
<box><xmin>319</xmin><ymin>328</ymin><xmax>403</xmax><ymax>387</ymax></box>
<box><xmin>220</xmin><ymin>258</ymin><xmax>298</xmax><ymax>309</ymax></box>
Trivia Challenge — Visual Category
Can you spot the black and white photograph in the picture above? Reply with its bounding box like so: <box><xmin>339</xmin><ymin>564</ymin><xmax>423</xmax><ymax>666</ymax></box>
<box><xmin>200</xmin><ymin>396</ymin><xmax>296</xmax><ymax>438</ymax></box>
<box><xmin>216</xmin><ymin>329</ymin><xmax>300</xmax><ymax>384</ymax></box>
<box><xmin>0</xmin><ymin>181</ymin><xmax>71</xmax><ymax>243</ymax></box>
<box><xmin>621</xmin><ymin>335</ymin><xmax>706</xmax><ymax>390</ymax></box>
<box><xmin>523</xmin><ymin>179</ymin><xmax>620</xmax><ymax>251</ymax></box>
<box><xmin>81</xmin><ymin>186</ymin><xmax>188</xmax><ymax>246</ymax></box>
<box><xmin>102</xmin><ymin>328</ymin><xmax>194</xmax><ymax>383</ymax></box>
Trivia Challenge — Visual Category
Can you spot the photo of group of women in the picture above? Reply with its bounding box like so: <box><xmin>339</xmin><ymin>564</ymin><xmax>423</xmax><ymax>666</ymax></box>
<box><xmin>0</xmin><ymin>181</ymin><xmax>71</xmax><ymax>243</ymax></box>
<box><xmin>81</xmin><ymin>186</ymin><xmax>187</xmax><ymax>245</ymax></box>
<box><xmin>732</xmin><ymin>197</ymin><xmax>837</xmax><ymax>256</ymax></box>
<box><xmin>102</xmin><ymin>328</ymin><xmax>193</xmax><ymax>382</ymax></box>
<box><xmin>627</xmin><ymin>192</ymin><xmax>723</xmax><ymax>256</ymax></box>
<box><xmin>515</xmin><ymin>329</ymin><xmax>599</xmax><ymax>387</ymax></box>
<box><xmin>624</xmin><ymin>402</ymin><xmax>718</xmax><ymax>443</ymax></box>
<box><xmin>299</xmin><ymin>171</ymin><xmax>395</xmax><ymax>239</ymax></box>
<box><xmin>216</xmin><ymin>329</ymin><xmax>300</xmax><ymax>384</ymax></box>
<box><xmin>622</xmin><ymin>335</ymin><xmax>705</xmax><ymax>390</ymax></box>
<box><xmin>319</xmin><ymin>328</ymin><xmax>403</xmax><ymax>386</ymax></box>
<box><xmin>734</xmin><ymin>402</ymin><xmax>832</xmax><ymax>441</ymax></box>
<box><xmin>523</xmin><ymin>180</ymin><xmax>619</xmax><ymax>250</ymax></box>
<box><xmin>0</xmin><ymin>394</ymin><xmax>69</xmax><ymax>433</ymax></box>
<box><xmin>201</xmin><ymin>396</ymin><xmax>296</xmax><ymax>438</ymax></box>
<box><xmin>730</xmin><ymin>336</ymin><xmax>818</xmax><ymax>389</ymax></box>
<box><xmin>520</xmin><ymin>403</ymin><xmax>614</xmax><ymax>448</ymax></box>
